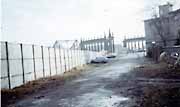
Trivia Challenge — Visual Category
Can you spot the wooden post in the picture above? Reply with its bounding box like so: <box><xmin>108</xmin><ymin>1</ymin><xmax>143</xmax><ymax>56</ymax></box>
<box><xmin>20</xmin><ymin>43</ymin><xmax>25</xmax><ymax>84</ymax></box>
<box><xmin>32</xmin><ymin>45</ymin><xmax>36</xmax><ymax>80</ymax></box>
<box><xmin>5</xmin><ymin>42</ymin><xmax>11</xmax><ymax>89</ymax></box>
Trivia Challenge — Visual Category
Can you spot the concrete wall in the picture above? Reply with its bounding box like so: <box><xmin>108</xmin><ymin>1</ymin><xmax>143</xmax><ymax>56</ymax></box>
<box><xmin>1</xmin><ymin>42</ymin><xmax>99</xmax><ymax>89</ymax></box>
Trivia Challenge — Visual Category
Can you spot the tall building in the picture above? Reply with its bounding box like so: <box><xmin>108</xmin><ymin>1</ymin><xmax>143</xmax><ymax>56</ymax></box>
<box><xmin>144</xmin><ymin>3</ymin><xmax>180</xmax><ymax>48</ymax></box>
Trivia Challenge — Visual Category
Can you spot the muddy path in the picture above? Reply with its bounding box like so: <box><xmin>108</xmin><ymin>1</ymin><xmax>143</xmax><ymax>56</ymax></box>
<box><xmin>9</xmin><ymin>53</ymin><xmax>180</xmax><ymax>107</ymax></box>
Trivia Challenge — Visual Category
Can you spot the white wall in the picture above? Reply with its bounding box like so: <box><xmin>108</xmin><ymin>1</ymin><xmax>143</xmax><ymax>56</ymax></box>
<box><xmin>1</xmin><ymin>42</ymin><xmax>99</xmax><ymax>89</ymax></box>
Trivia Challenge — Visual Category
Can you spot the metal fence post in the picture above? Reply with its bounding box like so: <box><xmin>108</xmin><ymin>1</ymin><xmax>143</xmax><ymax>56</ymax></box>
<box><xmin>67</xmin><ymin>50</ymin><xmax>70</xmax><ymax>71</ymax></box>
<box><xmin>75</xmin><ymin>50</ymin><xmax>78</xmax><ymax>67</ymax></box>
<box><xmin>32</xmin><ymin>45</ymin><xmax>36</xmax><ymax>80</ymax></box>
<box><xmin>78</xmin><ymin>50</ymin><xmax>80</xmax><ymax>66</ymax></box>
<box><xmin>79</xmin><ymin>50</ymin><xmax>81</xmax><ymax>66</ymax></box>
<box><xmin>20</xmin><ymin>43</ymin><xmax>25</xmax><ymax>84</ymax></box>
<box><xmin>70</xmin><ymin>50</ymin><xmax>72</xmax><ymax>69</ymax></box>
<box><xmin>80</xmin><ymin>50</ymin><xmax>81</xmax><ymax>65</ymax></box>
<box><xmin>41</xmin><ymin>46</ymin><xmax>45</xmax><ymax>77</ymax></box>
<box><xmin>73</xmin><ymin>50</ymin><xmax>75</xmax><ymax>67</ymax></box>
<box><xmin>66</xmin><ymin>49</ymin><xmax>69</xmax><ymax>71</ymax></box>
<box><xmin>59</xmin><ymin>46</ymin><xmax>62</xmax><ymax>73</ymax></box>
<box><xmin>74</xmin><ymin>50</ymin><xmax>76</xmax><ymax>67</ymax></box>
<box><xmin>71</xmin><ymin>49</ymin><xmax>73</xmax><ymax>68</ymax></box>
<box><xmin>48</xmin><ymin>47</ymin><xmax>51</xmax><ymax>76</ymax></box>
<box><xmin>63</xmin><ymin>49</ymin><xmax>67</xmax><ymax>72</ymax></box>
<box><xmin>76</xmin><ymin>50</ymin><xmax>78</xmax><ymax>66</ymax></box>
<box><xmin>54</xmin><ymin>47</ymin><xmax>57</xmax><ymax>74</ymax></box>
<box><xmin>5</xmin><ymin>42</ymin><xmax>11</xmax><ymax>89</ymax></box>
<box><xmin>75</xmin><ymin>50</ymin><xmax>77</xmax><ymax>66</ymax></box>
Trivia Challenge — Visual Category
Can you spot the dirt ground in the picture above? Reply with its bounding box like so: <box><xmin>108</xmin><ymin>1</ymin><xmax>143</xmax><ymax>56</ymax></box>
<box><xmin>1</xmin><ymin>65</ymin><xmax>92</xmax><ymax>107</ymax></box>
<box><xmin>2</xmin><ymin>53</ymin><xmax>180</xmax><ymax>107</ymax></box>
<box><xmin>106</xmin><ymin>61</ymin><xmax>180</xmax><ymax>107</ymax></box>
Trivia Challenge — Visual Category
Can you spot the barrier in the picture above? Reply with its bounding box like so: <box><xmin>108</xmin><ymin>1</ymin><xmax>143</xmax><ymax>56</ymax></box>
<box><xmin>1</xmin><ymin>41</ymin><xmax>99</xmax><ymax>89</ymax></box>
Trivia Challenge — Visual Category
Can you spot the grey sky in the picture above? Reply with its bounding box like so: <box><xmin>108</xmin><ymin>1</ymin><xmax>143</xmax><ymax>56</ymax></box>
<box><xmin>1</xmin><ymin>0</ymin><xmax>180</xmax><ymax>46</ymax></box>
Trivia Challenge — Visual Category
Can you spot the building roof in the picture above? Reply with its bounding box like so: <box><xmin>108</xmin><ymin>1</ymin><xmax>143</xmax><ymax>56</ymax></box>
<box><xmin>144</xmin><ymin>8</ymin><xmax>180</xmax><ymax>22</ymax></box>
<box><xmin>53</xmin><ymin>40</ymin><xmax>80</xmax><ymax>49</ymax></box>
<box><xmin>169</xmin><ymin>8</ymin><xmax>180</xmax><ymax>15</ymax></box>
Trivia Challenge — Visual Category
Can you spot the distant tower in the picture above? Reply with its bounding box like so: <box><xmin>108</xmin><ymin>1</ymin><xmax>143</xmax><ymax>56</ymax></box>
<box><xmin>123</xmin><ymin>36</ymin><xmax>127</xmax><ymax>47</ymax></box>
<box><xmin>108</xmin><ymin>28</ymin><xmax>112</xmax><ymax>37</ymax></box>
<box><xmin>107</xmin><ymin>28</ymin><xmax>114</xmax><ymax>52</ymax></box>
<box><xmin>159</xmin><ymin>2</ymin><xmax>173</xmax><ymax>17</ymax></box>
<box><xmin>104</xmin><ymin>32</ymin><xmax>106</xmax><ymax>39</ymax></box>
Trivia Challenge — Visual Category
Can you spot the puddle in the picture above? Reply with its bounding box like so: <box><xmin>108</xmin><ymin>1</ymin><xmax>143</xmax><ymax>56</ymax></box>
<box><xmin>79</xmin><ymin>82</ymin><xmax>99</xmax><ymax>89</ymax></box>
<box><xmin>73</xmin><ymin>78</ymin><xmax>89</xmax><ymax>83</ymax></box>
<box><xmin>32</xmin><ymin>98</ymin><xmax>50</xmax><ymax>105</ymax></box>
<box><xmin>97</xmin><ymin>63</ymin><xmax>135</xmax><ymax>79</ymax></box>
<box><xmin>58</xmin><ymin>88</ymin><xmax>129</xmax><ymax>107</ymax></box>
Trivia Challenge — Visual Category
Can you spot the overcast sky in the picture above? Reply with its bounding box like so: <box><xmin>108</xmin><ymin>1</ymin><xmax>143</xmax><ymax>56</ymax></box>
<box><xmin>1</xmin><ymin>0</ymin><xmax>180</xmax><ymax>46</ymax></box>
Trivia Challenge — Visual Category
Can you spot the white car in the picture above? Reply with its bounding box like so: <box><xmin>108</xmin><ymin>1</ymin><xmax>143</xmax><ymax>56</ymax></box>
<box><xmin>91</xmin><ymin>56</ymin><xmax>108</xmax><ymax>63</ymax></box>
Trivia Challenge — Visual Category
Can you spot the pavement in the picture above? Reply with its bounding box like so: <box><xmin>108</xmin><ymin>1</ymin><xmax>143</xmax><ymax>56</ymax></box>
<box><xmin>10</xmin><ymin>52</ymin><xmax>180</xmax><ymax>107</ymax></box>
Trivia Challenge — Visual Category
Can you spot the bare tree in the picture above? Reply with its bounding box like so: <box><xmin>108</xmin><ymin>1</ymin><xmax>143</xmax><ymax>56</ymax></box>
<box><xmin>149</xmin><ymin>12</ymin><xmax>170</xmax><ymax>47</ymax></box>
<box><xmin>147</xmin><ymin>1</ymin><xmax>177</xmax><ymax>47</ymax></box>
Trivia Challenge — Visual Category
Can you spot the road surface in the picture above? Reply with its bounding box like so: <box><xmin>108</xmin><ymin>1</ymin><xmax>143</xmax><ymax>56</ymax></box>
<box><xmin>12</xmin><ymin>53</ymin><xmax>179</xmax><ymax>107</ymax></box>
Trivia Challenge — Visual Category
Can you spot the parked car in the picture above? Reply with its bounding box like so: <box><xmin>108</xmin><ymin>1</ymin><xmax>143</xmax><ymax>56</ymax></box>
<box><xmin>91</xmin><ymin>56</ymin><xmax>108</xmax><ymax>63</ymax></box>
<box><xmin>106</xmin><ymin>53</ymin><xmax>117</xmax><ymax>58</ymax></box>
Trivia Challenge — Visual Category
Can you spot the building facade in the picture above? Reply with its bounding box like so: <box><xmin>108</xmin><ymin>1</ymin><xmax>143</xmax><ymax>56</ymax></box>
<box><xmin>80</xmin><ymin>30</ymin><xmax>115</xmax><ymax>53</ymax></box>
<box><xmin>144</xmin><ymin>3</ymin><xmax>180</xmax><ymax>48</ymax></box>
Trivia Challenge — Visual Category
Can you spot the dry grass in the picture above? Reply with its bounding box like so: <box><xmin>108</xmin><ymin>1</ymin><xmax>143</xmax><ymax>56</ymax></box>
<box><xmin>131</xmin><ymin>62</ymin><xmax>180</xmax><ymax>79</ymax></box>
<box><xmin>112</xmin><ymin>62</ymin><xmax>180</xmax><ymax>107</ymax></box>
<box><xmin>131</xmin><ymin>63</ymin><xmax>180</xmax><ymax>107</ymax></box>
<box><xmin>135</xmin><ymin>62</ymin><xmax>167</xmax><ymax>72</ymax></box>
